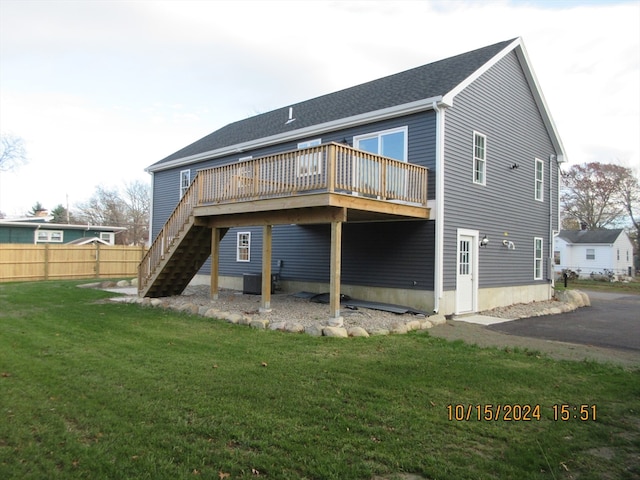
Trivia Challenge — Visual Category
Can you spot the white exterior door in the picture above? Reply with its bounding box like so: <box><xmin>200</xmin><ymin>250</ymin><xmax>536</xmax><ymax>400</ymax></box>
<box><xmin>456</xmin><ymin>230</ymin><xmax>478</xmax><ymax>314</ymax></box>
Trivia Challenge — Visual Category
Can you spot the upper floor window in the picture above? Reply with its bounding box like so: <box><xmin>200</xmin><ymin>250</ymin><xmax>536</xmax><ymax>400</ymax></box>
<box><xmin>473</xmin><ymin>132</ymin><xmax>486</xmax><ymax>185</ymax></box>
<box><xmin>534</xmin><ymin>237</ymin><xmax>543</xmax><ymax>280</ymax></box>
<box><xmin>180</xmin><ymin>170</ymin><xmax>191</xmax><ymax>198</ymax></box>
<box><xmin>535</xmin><ymin>158</ymin><xmax>544</xmax><ymax>201</ymax></box>
<box><xmin>237</xmin><ymin>232</ymin><xmax>251</xmax><ymax>262</ymax></box>
<box><xmin>354</xmin><ymin>127</ymin><xmax>407</xmax><ymax>161</ymax></box>
<box><xmin>296</xmin><ymin>139</ymin><xmax>322</xmax><ymax>176</ymax></box>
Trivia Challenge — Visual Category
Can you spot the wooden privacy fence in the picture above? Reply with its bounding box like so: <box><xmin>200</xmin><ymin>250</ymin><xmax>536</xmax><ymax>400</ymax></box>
<box><xmin>0</xmin><ymin>244</ymin><xmax>147</xmax><ymax>283</ymax></box>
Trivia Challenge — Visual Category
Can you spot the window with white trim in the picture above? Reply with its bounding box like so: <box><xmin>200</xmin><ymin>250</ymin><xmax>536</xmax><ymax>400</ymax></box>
<box><xmin>100</xmin><ymin>232</ymin><xmax>115</xmax><ymax>245</ymax></box>
<box><xmin>586</xmin><ymin>248</ymin><xmax>595</xmax><ymax>260</ymax></box>
<box><xmin>354</xmin><ymin>127</ymin><xmax>408</xmax><ymax>197</ymax></box>
<box><xmin>237</xmin><ymin>232</ymin><xmax>251</xmax><ymax>262</ymax></box>
<box><xmin>296</xmin><ymin>139</ymin><xmax>322</xmax><ymax>176</ymax></box>
<box><xmin>535</xmin><ymin>158</ymin><xmax>544</xmax><ymax>201</ymax></box>
<box><xmin>473</xmin><ymin>132</ymin><xmax>486</xmax><ymax>185</ymax></box>
<box><xmin>36</xmin><ymin>230</ymin><xmax>64</xmax><ymax>243</ymax></box>
<box><xmin>180</xmin><ymin>169</ymin><xmax>191</xmax><ymax>198</ymax></box>
<box><xmin>354</xmin><ymin>127</ymin><xmax>407</xmax><ymax>161</ymax></box>
<box><xmin>534</xmin><ymin>237</ymin><xmax>543</xmax><ymax>280</ymax></box>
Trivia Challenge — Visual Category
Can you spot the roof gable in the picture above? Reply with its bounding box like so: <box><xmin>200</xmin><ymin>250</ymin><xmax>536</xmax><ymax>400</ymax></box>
<box><xmin>149</xmin><ymin>38</ymin><xmax>519</xmax><ymax>171</ymax></box>
<box><xmin>558</xmin><ymin>229</ymin><xmax>624</xmax><ymax>244</ymax></box>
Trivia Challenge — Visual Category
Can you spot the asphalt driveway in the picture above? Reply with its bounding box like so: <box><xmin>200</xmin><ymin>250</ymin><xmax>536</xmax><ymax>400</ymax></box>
<box><xmin>487</xmin><ymin>290</ymin><xmax>640</xmax><ymax>352</ymax></box>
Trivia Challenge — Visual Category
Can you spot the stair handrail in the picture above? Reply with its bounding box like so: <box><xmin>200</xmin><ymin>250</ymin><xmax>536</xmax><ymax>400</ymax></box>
<box><xmin>138</xmin><ymin>173</ymin><xmax>201</xmax><ymax>294</ymax></box>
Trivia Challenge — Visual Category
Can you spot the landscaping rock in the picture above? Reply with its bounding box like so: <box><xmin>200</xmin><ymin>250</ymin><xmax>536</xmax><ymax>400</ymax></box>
<box><xmin>150</xmin><ymin>298</ymin><xmax>164</xmax><ymax>307</ymax></box>
<box><xmin>305</xmin><ymin>325</ymin><xmax>323</xmax><ymax>337</ymax></box>
<box><xmin>269</xmin><ymin>321</ymin><xmax>287</xmax><ymax>331</ymax></box>
<box><xmin>368</xmin><ymin>328</ymin><xmax>390</xmax><ymax>336</ymax></box>
<box><xmin>390</xmin><ymin>322</ymin><xmax>408</xmax><ymax>334</ymax></box>
<box><xmin>250</xmin><ymin>319</ymin><xmax>269</xmax><ymax>329</ymax></box>
<box><xmin>406</xmin><ymin>320</ymin><xmax>421</xmax><ymax>331</ymax></box>
<box><xmin>285</xmin><ymin>323</ymin><xmax>305</xmax><ymax>333</ymax></box>
<box><xmin>348</xmin><ymin>326</ymin><xmax>369</xmax><ymax>337</ymax></box>
<box><xmin>428</xmin><ymin>314</ymin><xmax>447</xmax><ymax>326</ymax></box>
<box><xmin>420</xmin><ymin>319</ymin><xmax>433</xmax><ymax>330</ymax></box>
<box><xmin>323</xmin><ymin>326</ymin><xmax>348</xmax><ymax>338</ymax></box>
<box><xmin>204</xmin><ymin>308</ymin><xmax>221</xmax><ymax>318</ymax></box>
<box><xmin>116</xmin><ymin>280</ymin><xmax>130</xmax><ymax>287</ymax></box>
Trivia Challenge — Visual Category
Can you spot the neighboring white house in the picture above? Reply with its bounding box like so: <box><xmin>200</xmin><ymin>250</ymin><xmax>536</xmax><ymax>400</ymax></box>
<box><xmin>554</xmin><ymin>229</ymin><xmax>635</xmax><ymax>279</ymax></box>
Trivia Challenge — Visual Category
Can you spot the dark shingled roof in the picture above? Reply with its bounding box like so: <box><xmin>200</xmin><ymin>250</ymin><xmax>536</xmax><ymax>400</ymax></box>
<box><xmin>150</xmin><ymin>39</ymin><xmax>515</xmax><ymax>168</ymax></box>
<box><xmin>558</xmin><ymin>229</ymin><xmax>624</xmax><ymax>244</ymax></box>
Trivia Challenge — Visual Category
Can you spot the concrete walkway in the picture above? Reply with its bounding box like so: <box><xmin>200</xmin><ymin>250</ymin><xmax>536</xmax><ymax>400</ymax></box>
<box><xmin>452</xmin><ymin>314</ymin><xmax>514</xmax><ymax>326</ymax></box>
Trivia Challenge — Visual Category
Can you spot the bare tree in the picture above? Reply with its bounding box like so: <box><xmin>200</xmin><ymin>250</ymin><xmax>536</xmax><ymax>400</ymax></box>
<box><xmin>123</xmin><ymin>180</ymin><xmax>150</xmax><ymax>245</ymax></box>
<box><xmin>618</xmin><ymin>169</ymin><xmax>640</xmax><ymax>252</ymax></box>
<box><xmin>75</xmin><ymin>181</ymin><xmax>150</xmax><ymax>245</ymax></box>
<box><xmin>0</xmin><ymin>134</ymin><xmax>27</xmax><ymax>172</ymax></box>
<box><xmin>560</xmin><ymin>162</ymin><xmax>630</xmax><ymax>230</ymax></box>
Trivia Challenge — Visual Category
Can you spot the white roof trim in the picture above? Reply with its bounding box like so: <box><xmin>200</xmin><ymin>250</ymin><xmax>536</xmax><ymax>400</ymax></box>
<box><xmin>146</xmin><ymin>96</ymin><xmax>444</xmax><ymax>172</ymax></box>
<box><xmin>0</xmin><ymin>221</ymin><xmax>126</xmax><ymax>231</ymax></box>
<box><xmin>444</xmin><ymin>37</ymin><xmax>567</xmax><ymax>162</ymax></box>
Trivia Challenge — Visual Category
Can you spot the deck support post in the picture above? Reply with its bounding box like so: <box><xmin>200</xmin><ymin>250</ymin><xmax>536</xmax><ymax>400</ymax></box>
<box><xmin>210</xmin><ymin>227</ymin><xmax>220</xmax><ymax>299</ymax></box>
<box><xmin>260</xmin><ymin>224</ymin><xmax>272</xmax><ymax>313</ymax></box>
<box><xmin>329</xmin><ymin>220</ymin><xmax>343</xmax><ymax>325</ymax></box>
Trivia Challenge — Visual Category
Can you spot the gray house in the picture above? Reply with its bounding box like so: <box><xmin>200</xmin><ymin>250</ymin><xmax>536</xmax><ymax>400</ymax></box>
<box><xmin>140</xmin><ymin>37</ymin><xmax>566</xmax><ymax>319</ymax></box>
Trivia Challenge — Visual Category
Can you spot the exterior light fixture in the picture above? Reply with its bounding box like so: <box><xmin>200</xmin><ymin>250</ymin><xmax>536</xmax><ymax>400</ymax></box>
<box><xmin>480</xmin><ymin>235</ymin><xmax>489</xmax><ymax>247</ymax></box>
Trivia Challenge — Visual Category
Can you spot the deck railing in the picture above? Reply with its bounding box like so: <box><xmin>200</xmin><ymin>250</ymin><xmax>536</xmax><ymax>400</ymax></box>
<box><xmin>196</xmin><ymin>142</ymin><xmax>428</xmax><ymax>205</ymax></box>
<box><xmin>139</xmin><ymin>142</ymin><xmax>428</xmax><ymax>293</ymax></box>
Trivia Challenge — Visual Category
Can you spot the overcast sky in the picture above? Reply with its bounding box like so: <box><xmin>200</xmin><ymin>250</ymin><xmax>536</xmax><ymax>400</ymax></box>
<box><xmin>1</xmin><ymin>0</ymin><xmax>638</xmax><ymax>218</ymax></box>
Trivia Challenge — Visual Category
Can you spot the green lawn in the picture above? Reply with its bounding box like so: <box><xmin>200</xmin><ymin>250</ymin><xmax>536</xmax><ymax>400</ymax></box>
<box><xmin>557</xmin><ymin>277</ymin><xmax>640</xmax><ymax>294</ymax></box>
<box><xmin>1</xmin><ymin>281</ymin><xmax>638</xmax><ymax>480</ymax></box>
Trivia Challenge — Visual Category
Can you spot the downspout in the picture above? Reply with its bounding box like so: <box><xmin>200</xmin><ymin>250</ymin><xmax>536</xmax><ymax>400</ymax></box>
<box><xmin>433</xmin><ymin>101</ymin><xmax>446</xmax><ymax>313</ymax></box>
<box><xmin>148</xmin><ymin>172</ymin><xmax>154</xmax><ymax>247</ymax></box>
<box><xmin>549</xmin><ymin>154</ymin><xmax>554</xmax><ymax>288</ymax></box>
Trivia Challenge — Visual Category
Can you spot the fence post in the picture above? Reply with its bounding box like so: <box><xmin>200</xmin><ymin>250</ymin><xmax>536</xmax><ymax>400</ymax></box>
<box><xmin>95</xmin><ymin>243</ymin><xmax>101</xmax><ymax>278</ymax></box>
<box><xmin>44</xmin><ymin>244</ymin><xmax>49</xmax><ymax>280</ymax></box>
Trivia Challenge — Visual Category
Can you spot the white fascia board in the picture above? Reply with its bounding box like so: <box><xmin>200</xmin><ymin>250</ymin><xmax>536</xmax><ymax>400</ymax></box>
<box><xmin>514</xmin><ymin>40</ymin><xmax>568</xmax><ymax>163</ymax></box>
<box><xmin>443</xmin><ymin>37</ymin><xmax>567</xmax><ymax>162</ymax></box>
<box><xmin>0</xmin><ymin>222</ymin><xmax>126</xmax><ymax>232</ymax></box>
<box><xmin>146</xmin><ymin>96</ymin><xmax>444</xmax><ymax>173</ymax></box>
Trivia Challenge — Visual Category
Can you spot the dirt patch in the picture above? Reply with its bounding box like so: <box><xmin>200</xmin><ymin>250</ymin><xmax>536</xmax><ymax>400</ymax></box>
<box><xmin>428</xmin><ymin>320</ymin><xmax>640</xmax><ymax>370</ymax></box>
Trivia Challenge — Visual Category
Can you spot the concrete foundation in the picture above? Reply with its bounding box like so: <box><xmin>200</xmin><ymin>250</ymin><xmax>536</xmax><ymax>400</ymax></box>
<box><xmin>190</xmin><ymin>275</ymin><xmax>553</xmax><ymax>317</ymax></box>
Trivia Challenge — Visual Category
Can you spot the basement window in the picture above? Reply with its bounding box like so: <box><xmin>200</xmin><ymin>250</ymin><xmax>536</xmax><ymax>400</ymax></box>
<box><xmin>237</xmin><ymin>232</ymin><xmax>251</xmax><ymax>262</ymax></box>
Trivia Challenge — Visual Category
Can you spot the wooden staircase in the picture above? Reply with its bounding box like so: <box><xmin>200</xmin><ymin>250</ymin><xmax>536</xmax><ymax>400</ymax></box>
<box><xmin>138</xmin><ymin>175</ymin><xmax>226</xmax><ymax>298</ymax></box>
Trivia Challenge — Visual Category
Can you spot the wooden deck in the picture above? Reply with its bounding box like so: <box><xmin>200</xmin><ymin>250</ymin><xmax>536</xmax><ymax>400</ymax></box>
<box><xmin>139</xmin><ymin>143</ymin><xmax>429</xmax><ymax>317</ymax></box>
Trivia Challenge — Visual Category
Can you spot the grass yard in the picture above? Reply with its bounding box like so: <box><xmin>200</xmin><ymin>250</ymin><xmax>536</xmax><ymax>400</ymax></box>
<box><xmin>557</xmin><ymin>277</ymin><xmax>640</xmax><ymax>294</ymax></box>
<box><xmin>1</xmin><ymin>281</ymin><xmax>639</xmax><ymax>480</ymax></box>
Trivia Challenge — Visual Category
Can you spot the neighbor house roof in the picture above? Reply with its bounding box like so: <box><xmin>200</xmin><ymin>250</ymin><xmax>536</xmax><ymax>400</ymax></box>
<box><xmin>558</xmin><ymin>229</ymin><xmax>625</xmax><ymax>244</ymax></box>
<box><xmin>0</xmin><ymin>221</ymin><xmax>126</xmax><ymax>232</ymax></box>
<box><xmin>147</xmin><ymin>37</ymin><xmax>565</xmax><ymax>172</ymax></box>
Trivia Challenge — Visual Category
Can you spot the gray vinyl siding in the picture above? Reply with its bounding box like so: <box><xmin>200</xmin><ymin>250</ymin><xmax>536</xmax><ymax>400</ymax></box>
<box><xmin>150</xmin><ymin>112</ymin><xmax>436</xmax><ymax>289</ymax></box>
<box><xmin>442</xmin><ymin>50</ymin><xmax>559</xmax><ymax>290</ymax></box>
<box><xmin>216</xmin><ymin>222</ymin><xmax>434</xmax><ymax>290</ymax></box>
